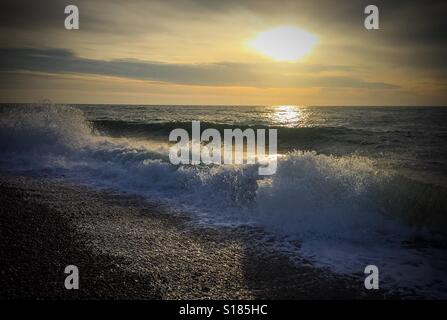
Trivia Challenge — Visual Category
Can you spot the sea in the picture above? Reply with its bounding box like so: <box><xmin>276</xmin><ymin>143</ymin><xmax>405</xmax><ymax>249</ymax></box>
<box><xmin>1</xmin><ymin>103</ymin><xmax>447</xmax><ymax>298</ymax></box>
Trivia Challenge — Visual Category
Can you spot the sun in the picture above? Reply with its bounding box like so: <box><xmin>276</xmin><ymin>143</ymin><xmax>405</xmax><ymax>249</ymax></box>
<box><xmin>248</xmin><ymin>26</ymin><xmax>317</xmax><ymax>62</ymax></box>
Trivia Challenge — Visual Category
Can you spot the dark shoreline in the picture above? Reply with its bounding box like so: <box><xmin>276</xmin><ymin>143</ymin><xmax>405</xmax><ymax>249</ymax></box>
<box><xmin>0</xmin><ymin>172</ymin><xmax>387</xmax><ymax>299</ymax></box>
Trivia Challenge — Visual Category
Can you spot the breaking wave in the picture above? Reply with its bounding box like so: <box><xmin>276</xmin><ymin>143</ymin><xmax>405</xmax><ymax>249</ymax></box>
<box><xmin>1</xmin><ymin>103</ymin><xmax>447</xmax><ymax>298</ymax></box>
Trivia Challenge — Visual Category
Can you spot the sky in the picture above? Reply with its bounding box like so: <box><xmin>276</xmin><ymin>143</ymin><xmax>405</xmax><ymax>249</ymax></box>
<box><xmin>0</xmin><ymin>0</ymin><xmax>446</xmax><ymax>106</ymax></box>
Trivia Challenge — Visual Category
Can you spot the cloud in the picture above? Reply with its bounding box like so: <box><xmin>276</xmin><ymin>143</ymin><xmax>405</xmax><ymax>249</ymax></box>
<box><xmin>2</xmin><ymin>0</ymin><xmax>446</xmax><ymax>105</ymax></box>
<box><xmin>2</xmin><ymin>0</ymin><xmax>446</xmax><ymax>51</ymax></box>
<box><xmin>0</xmin><ymin>47</ymin><xmax>398</xmax><ymax>89</ymax></box>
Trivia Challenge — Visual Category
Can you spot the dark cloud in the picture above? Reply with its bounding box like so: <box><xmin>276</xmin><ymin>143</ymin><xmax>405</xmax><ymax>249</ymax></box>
<box><xmin>0</xmin><ymin>0</ymin><xmax>64</xmax><ymax>29</ymax></box>
<box><xmin>0</xmin><ymin>47</ymin><xmax>397</xmax><ymax>89</ymax></box>
<box><xmin>0</xmin><ymin>0</ymin><xmax>165</xmax><ymax>39</ymax></box>
<box><xmin>1</xmin><ymin>0</ymin><xmax>446</xmax><ymax>41</ymax></box>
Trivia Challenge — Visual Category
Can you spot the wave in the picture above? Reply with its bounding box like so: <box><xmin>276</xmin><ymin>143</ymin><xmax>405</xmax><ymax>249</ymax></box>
<box><xmin>91</xmin><ymin>119</ymin><xmax>413</xmax><ymax>160</ymax></box>
<box><xmin>91</xmin><ymin>119</ymin><xmax>363</xmax><ymax>146</ymax></box>
<box><xmin>0</xmin><ymin>104</ymin><xmax>92</xmax><ymax>154</ymax></box>
<box><xmin>1</xmin><ymin>103</ymin><xmax>447</xmax><ymax>297</ymax></box>
<box><xmin>1</xmin><ymin>104</ymin><xmax>446</xmax><ymax>230</ymax></box>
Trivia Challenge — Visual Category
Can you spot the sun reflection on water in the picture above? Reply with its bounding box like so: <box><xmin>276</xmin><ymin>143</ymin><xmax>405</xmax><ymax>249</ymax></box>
<box><xmin>271</xmin><ymin>105</ymin><xmax>306</xmax><ymax>127</ymax></box>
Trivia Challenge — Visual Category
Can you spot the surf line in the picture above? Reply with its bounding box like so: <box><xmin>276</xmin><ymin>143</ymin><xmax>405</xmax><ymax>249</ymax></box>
<box><xmin>168</xmin><ymin>120</ymin><xmax>277</xmax><ymax>175</ymax></box>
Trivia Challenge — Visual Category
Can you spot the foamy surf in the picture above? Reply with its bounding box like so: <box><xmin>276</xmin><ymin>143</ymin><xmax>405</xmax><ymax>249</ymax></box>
<box><xmin>1</xmin><ymin>103</ymin><xmax>447</xmax><ymax>298</ymax></box>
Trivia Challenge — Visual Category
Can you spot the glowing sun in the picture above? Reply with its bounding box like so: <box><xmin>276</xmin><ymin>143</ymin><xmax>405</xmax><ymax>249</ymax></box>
<box><xmin>248</xmin><ymin>26</ymin><xmax>317</xmax><ymax>62</ymax></box>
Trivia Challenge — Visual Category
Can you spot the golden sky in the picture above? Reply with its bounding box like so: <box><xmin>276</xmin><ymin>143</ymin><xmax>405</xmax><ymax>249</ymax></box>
<box><xmin>0</xmin><ymin>0</ymin><xmax>446</xmax><ymax>105</ymax></box>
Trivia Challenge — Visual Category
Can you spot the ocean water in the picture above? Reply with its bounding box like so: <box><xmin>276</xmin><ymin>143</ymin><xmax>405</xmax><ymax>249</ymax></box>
<box><xmin>1</xmin><ymin>103</ymin><xmax>447</xmax><ymax>298</ymax></box>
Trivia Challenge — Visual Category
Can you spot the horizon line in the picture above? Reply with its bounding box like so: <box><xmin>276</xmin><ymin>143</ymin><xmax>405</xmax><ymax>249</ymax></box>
<box><xmin>1</xmin><ymin>102</ymin><xmax>447</xmax><ymax>108</ymax></box>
